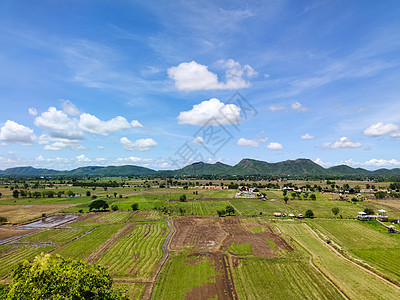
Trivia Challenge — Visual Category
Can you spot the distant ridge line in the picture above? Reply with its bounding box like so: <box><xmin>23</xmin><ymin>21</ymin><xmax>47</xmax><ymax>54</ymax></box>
<box><xmin>1</xmin><ymin>158</ymin><xmax>399</xmax><ymax>177</ymax></box>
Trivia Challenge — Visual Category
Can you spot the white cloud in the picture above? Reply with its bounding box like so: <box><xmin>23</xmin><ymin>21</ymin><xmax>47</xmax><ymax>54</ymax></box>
<box><xmin>0</xmin><ymin>120</ymin><xmax>36</xmax><ymax>145</ymax></box>
<box><xmin>363</xmin><ymin>122</ymin><xmax>400</xmax><ymax>137</ymax></box>
<box><xmin>236</xmin><ymin>137</ymin><xmax>268</xmax><ymax>147</ymax></box>
<box><xmin>315</xmin><ymin>158</ymin><xmax>400</xmax><ymax>169</ymax></box>
<box><xmin>291</xmin><ymin>101</ymin><xmax>307</xmax><ymax>112</ymax></box>
<box><xmin>268</xmin><ymin>105</ymin><xmax>286</xmax><ymax>111</ymax></box>
<box><xmin>43</xmin><ymin>141</ymin><xmax>85</xmax><ymax>151</ymax></box>
<box><xmin>322</xmin><ymin>137</ymin><xmax>362</xmax><ymax>149</ymax></box>
<box><xmin>28</xmin><ymin>107</ymin><xmax>38</xmax><ymax>116</ymax></box>
<box><xmin>301</xmin><ymin>133</ymin><xmax>315</xmax><ymax>140</ymax></box>
<box><xmin>168</xmin><ymin>60</ymin><xmax>256</xmax><ymax>91</ymax></box>
<box><xmin>97</xmin><ymin>145</ymin><xmax>104</xmax><ymax>150</ymax></box>
<box><xmin>76</xmin><ymin>154</ymin><xmax>91</xmax><ymax>162</ymax></box>
<box><xmin>160</xmin><ymin>162</ymin><xmax>169</xmax><ymax>168</ymax></box>
<box><xmin>177</xmin><ymin>98</ymin><xmax>241</xmax><ymax>126</ymax></box>
<box><xmin>115</xmin><ymin>156</ymin><xmax>153</xmax><ymax>163</ymax></box>
<box><xmin>120</xmin><ymin>137</ymin><xmax>158</xmax><ymax>151</ymax></box>
<box><xmin>192</xmin><ymin>136</ymin><xmax>205</xmax><ymax>144</ymax></box>
<box><xmin>60</xmin><ymin>99</ymin><xmax>80</xmax><ymax>116</ymax></box>
<box><xmin>267</xmin><ymin>142</ymin><xmax>283</xmax><ymax>150</ymax></box>
<box><xmin>36</xmin><ymin>155</ymin><xmax>45</xmax><ymax>161</ymax></box>
<box><xmin>79</xmin><ymin>113</ymin><xmax>131</xmax><ymax>135</ymax></box>
<box><xmin>34</xmin><ymin>107</ymin><xmax>84</xmax><ymax>140</ymax></box>
<box><xmin>131</xmin><ymin>120</ymin><xmax>144</xmax><ymax>128</ymax></box>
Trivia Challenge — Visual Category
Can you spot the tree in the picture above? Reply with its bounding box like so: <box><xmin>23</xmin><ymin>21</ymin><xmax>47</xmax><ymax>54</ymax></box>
<box><xmin>0</xmin><ymin>192</ymin><xmax>2</xmax><ymax>198</ymax></box>
<box><xmin>89</xmin><ymin>199</ymin><xmax>109</xmax><ymax>211</ymax></box>
<box><xmin>364</xmin><ymin>208</ymin><xmax>374</xmax><ymax>215</ymax></box>
<box><xmin>12</xmin><ymin>190</ymin><xmax>19</xmax><ymax>198</ymax></box>
<box><xmin>0</xmin><ymin>217</ymin><xmax>7</xmax><ymax>224</ymax></box>
<box><xmin>111</xmin><ymin>204</ymin><xmax>119</xmax><ymax>211</ymax></box>
<box><xmin>331</xmin><ymin>207</ymin><xmax>340</xmax><ymax>216</ymax></box>
<box><xmin>86</xmin><ymin>191</ymin><xmax>91</xmax><ymax>197</ymax></box>
<box><xmin>305</xmin><ymin>209</ymin><xmax>314</xmax><ymax>218</ymax></box>
<box><xmin>131</xmin><ymin>203</ymin><xmax>139</xmax><ymax>211</ymax></box>
<box><xmin>310</xmin><ymin>194</ymin><xmax>316</xmax><ymax>200</ymax></box>
<box><xmin>217</xmin><ymin>209</ymin><xmax>226</xmax><ymax>217</ymax></box>
<box><xmin>225</xmin><ymin>205</ymin><xmax>235</xmax><ymax>216</ymax></box>
<box><xmin>67</xmin><ymin>190</ymin><xmax>75</xmax><ymax>197</ymax></box>
<box><xmin>179</xmin><ymin>194</ymin><xmax>187</xmax><ymax>202</ymax></box>
<box><xmin>283</xmin><ymin>196</ymin><xmax>289</xmax><ymax>204</ymax></box>
<box><xmin>3</xmin><ymin>253</ymin><xmax>128</xmax><ymax>299</ymax></box>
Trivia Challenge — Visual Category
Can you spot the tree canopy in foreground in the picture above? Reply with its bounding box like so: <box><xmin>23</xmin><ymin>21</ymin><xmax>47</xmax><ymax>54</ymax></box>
<box><xmin>2</xmin><ymin>253</ymin><xmax>128</xmax><ymax>299</ymax></box>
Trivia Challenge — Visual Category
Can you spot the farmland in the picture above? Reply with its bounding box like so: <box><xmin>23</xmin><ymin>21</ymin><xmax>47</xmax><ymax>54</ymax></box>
<box><xmin>1</xmin><ymin>178</ymin><xmax>400</xmax><ymax>299</ymax></box>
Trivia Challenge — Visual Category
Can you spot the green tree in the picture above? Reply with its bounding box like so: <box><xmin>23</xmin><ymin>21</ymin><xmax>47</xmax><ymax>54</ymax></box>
<box><xmin>0</xmin><ymin>217</ymin><xmax>7</xmax><ymax>224</ymax></box>
<box><xmin>131</xmin><ymin>203</ymin><xmax>139</xmax><ymax>211</ymax></box>
<box><xmin>310</xmin><ymin>194</ymin><xmax>316</xmax><ymax>200</ymax></box>
<box><xmin>89</xmin><ymin>199</ymin><xmax>109</xmax><ymax>211</ymax></box>
<box><xmin>283</xmin><ymin>196</ymin><xmax>289</xmax><ymax>204</ymax></box>
<box><xmin>217</xmin><ymin>209</ymin><xmax>226</xmax><ymax>217</ymax></box>
<box><xmin>331</xmin><ymin>207</ymin><xmax>340</xmax><ymax>216</ymax></box>
<box><xmin>364</xmin><ymin>208</ymin><xmax>374</xmax><ymax>215</ymax></box>
<box><xmin>179</xmin><ymin>194</ymin><xmax>187</xmax><ymax>202</ymax></box>
<box><xmin>111</xmin><ymin>204</ymin><xmax>119</xmax><ymax>211</ymax></box>
<box><xmin>12</xmin><ymin>190</ymin><xmax>19</xmax><ymax>198</ymax></box>
<box><xmin>4</xmin><ymin>253</ymin><xmax>128</xmax><ymax>299</ymax></box>
<box><xmin>305</xmin><ymin>209</ymin><xmax>314</xmax><ymax>218</ymax></box>
<box><xmin>86</xmin><ymin>191</ymin><xmax>91</xmax><ymax>197</ymax></box>
<box><xmin>225</xmin><ymin>205</ymin><xmax>235</xmax><ymax>216</ymax></box>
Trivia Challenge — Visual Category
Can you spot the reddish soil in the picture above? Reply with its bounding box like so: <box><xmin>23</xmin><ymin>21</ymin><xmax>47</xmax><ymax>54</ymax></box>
<box><xmin>170</xmin><ymin>217</ymin><xmax>226</xmax><ymax>251</ymax></box>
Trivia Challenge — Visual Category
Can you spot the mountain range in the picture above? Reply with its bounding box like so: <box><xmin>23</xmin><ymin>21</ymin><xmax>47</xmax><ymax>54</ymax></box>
<box><xmin>1</xmin><ymin>158</ymin><xmax>400</xmax><ymax>177</ymax></box>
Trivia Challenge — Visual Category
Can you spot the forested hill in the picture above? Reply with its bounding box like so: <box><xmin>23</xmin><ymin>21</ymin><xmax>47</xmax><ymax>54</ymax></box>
<box><xmin>1</xmin><ymin>158</ymin><xmax>400</xmax><ymax>177</ymax></box>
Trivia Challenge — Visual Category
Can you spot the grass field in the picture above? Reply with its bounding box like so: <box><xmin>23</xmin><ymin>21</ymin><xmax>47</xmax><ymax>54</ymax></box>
<box><xmin>311</xmin><ymin>219</ymin><xmax>400</xmax><ymax>283</ymax></box>
<box><xmin>277</xmin><ymin>221</ymin><xmax>400</xmax><ymax>299</ymax></box>
<box><xmin>152</xmin><ymin>251</ymin><xmax>219</xmax><ymax>300</ymax></box>
<box><xmin>233</xmin><ymin>258</ymin><xmax>344</xmax><ymax>299</ymax></box>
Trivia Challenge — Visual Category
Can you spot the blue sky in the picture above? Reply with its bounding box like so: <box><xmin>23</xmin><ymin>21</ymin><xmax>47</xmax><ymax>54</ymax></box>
<box><xmin>1</xmin><ymin>0</ymin><xmax>400</xmax><ymax>171</ymax></box>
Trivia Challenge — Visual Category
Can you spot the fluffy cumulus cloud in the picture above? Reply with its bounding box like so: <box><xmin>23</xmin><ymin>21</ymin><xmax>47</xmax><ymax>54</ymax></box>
<box><xmin>363</xmin><ymin>122</ymin><xmax>400</xmax><ymax>137</ymax></box>
<box><xmin>301</xmin><ymin>133</ymin><xmax>315</xmax><ymax>140</ymax></box>
<box><xmin>60</xmin><ymin>99</ymin><xmax>81</xmax><ymax>116</ymax></box>
<box><xmin>34</xmin><ymin>107</ymin><xmax>84</xmax><ymax>140</ymax></box>
<box><xmin>322</xmin><ymin>137</ymin><xmax>362</xmax><ymax>149</ymax></box>
<box><xmin>43</xmin><ymin>141</ymin><xmax>85</xmax><ymax>151</ymax></box>
<box><xmin>131</xmin><ymin>120</ymin><xmax>144</xmax><ymax>128</ymax></box>
<box><xmin>236</xmin><ymin>137</ymin><xmax>268</xmax><ymax>147</ymax></box>
<box><xmin>177</xmin><ymin>98</ymin><xmax>241</xmax><ymax>126</ymax></box>
<box><xmin>120</xmin><ymin>137</ymin><xmax>158</xmax><ymax>151</ymax></box>
<box><xmin>0</xmin><ymin>120</ymin><xmax>36</xmax><ymax>145</ymax></box>
<box><xmin>267</xmin><ymin>142</ymin><xmax>283</xmax><ymax>150</ymax></box>
<box><xmin>79</xmin><ymin>113</ymin><xmax>131</xmax><ymax>135</ymax></box>
<box><xmin>168</xmin><ymin>60</ymin><xmax>256</xmax><ymax>92</ymax></box>
<box><xmin>115</xmin><ymin>156</ymin><xmax>153</xmax><ymax>164</ymax></box>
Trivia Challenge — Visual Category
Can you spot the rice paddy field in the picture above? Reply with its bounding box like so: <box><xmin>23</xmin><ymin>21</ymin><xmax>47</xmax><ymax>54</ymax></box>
<box><xmin>1</xmin><ymin>179</ymin><xmax>400</xmax><ymax>299</ymax></box>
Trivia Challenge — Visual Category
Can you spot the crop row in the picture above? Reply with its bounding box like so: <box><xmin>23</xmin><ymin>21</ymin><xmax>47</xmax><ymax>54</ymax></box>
<box><xmin>97</xmin><ymin>221</ymin><xmax>169</xmax><ymax>280</ymax></box>
<box><xmin>233</xmin><ymin>259</ymin><xmax>343</xmax><ymax>299</ymax></box>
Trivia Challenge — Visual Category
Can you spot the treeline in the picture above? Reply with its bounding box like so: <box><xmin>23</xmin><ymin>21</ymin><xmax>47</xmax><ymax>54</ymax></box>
<box><xmin>10</xmin><ymin>190</ymin><xmax>79</xmax><ymax>199</ymax></box>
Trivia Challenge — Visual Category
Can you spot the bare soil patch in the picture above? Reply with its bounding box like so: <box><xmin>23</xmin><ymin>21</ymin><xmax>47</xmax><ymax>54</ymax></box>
<box><xmin>0</xmin><ymin>226</ymin><xmax>39</xmax><ymax>244</ymax></box>
<box><xmin>0</xmin><ymin>204</ymin><xmax>71</xmax><ymax>224</ymax></box>
<box><xmin>220</xmin><ymin>218</ymin><xmax>293</xmax><ymax>257</ymax></box>
<box><xmin>170</xmin><ymin>217</ymin><xmax>226</xmax><ymax>251</ymax></box>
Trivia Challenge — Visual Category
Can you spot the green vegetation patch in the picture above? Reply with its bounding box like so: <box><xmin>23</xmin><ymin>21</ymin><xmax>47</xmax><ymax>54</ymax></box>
<box><xmin>233</xmin><ymin>259</ymin><xmax>343</xmax><ymax>300</ymax></box>
<box><xmin>228</xmin><ymin>242</ymin><xmax>253</xmax><ymax>256</ymax></box>
<box><xmin>153</xmin><ymin>252</ymin><xmax>218</xmax><ymax>300</ymax></box>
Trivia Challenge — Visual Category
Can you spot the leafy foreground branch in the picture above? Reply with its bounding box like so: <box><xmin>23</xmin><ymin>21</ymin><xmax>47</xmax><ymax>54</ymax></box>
<box><xmin>1</xmin><ymin>253</ymin><xmax>128</xmax><ymax>300</ymax></box>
